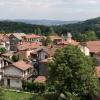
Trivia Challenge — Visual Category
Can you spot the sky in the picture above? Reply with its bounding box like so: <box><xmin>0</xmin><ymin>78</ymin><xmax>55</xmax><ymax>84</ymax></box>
<box><xmin>0</xmin><ymin>0</ymin><xmax>100</xmax><ymax>21</ymax></box>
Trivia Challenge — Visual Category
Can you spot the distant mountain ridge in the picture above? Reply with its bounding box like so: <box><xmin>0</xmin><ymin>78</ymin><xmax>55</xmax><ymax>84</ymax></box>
<box><xmin>11</xmin><ymin>19</ymin><xmax>79</xmax><ymax>26</ymax></box>
<box><xmin>53</xmin><ymin>17</ymin><xmax>100</xmax><ymax>38</ymax></box>
<box><xmin>59</xmin><ymin>17</ymin><xmax>100</xmax><ymax>32</ymax></box>
<box><xmin>0</xmin><ymin>17</ymin><xmax>100</xmax><ymax>38</ymax></box>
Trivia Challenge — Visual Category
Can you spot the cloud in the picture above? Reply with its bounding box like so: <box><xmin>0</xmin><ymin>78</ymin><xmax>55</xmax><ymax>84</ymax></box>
<box><xmin>0</xmin><ymin>0</ymin><xmax>100</xmax><ymax>20</ymax></box>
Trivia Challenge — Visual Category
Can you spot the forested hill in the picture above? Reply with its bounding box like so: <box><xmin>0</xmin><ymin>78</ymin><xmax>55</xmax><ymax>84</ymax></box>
<box><xmin>54</xmin><ymin>17</ymin><xmax>100</xmax><ymax>38</ymax></box>
<box><xmin>0</xmin><ymin>21</ymin><xmax>49</xmax><ymax>35</ymax></box>
<box><xmin>1</xmin><ymin>17</ymin><xmax>100</xmax><ymax>38</ymax></box>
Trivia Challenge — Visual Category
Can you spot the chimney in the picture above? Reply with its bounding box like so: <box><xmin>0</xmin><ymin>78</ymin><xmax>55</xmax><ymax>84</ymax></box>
<box><xmin>67</xmin><ymin>32</ymin><xmax>72</xmax><ymax>43</ymax></box>
<box><xmin>61</xmin><ymin>34</ymin><xmax>64</xmax><ymax>44</ymax></box>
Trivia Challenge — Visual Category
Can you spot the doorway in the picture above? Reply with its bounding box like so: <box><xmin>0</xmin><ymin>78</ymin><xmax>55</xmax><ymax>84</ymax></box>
<box><xmin>7</xmin><ymin>79</ymin><xmax>10</xmax><ymax>88</ymax></box>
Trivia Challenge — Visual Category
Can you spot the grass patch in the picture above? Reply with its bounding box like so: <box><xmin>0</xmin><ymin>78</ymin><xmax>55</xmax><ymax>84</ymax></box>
<box><xmin>4</xmin><ymin>90</ymin><xmax>33</xmax><ymax>100</ymax></box>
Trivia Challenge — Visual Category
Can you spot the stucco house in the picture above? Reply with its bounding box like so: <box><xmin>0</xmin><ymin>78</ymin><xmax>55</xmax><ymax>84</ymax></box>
<box><xmin>30</xmin><ymin>45</ymin><xmax>58</xmax><ymax>61</ymax></box>
<box><xmin>30</xmin><ymin>46</ymin><xmax>57</xmax><ymax>77</ymax></box>
<box><xmin>22</xmin><ymin>34</ymin><xmax>41</xmax><ymax>43</ymax></box>
<box><xmin>17</xmin><ymin>42</ymin><xmax>42</xmax><ymax>59</ymax></box>
<box><xmin>0</xmin><ymin>34</ymin><xmax>10</xmax><ymax>51</ymax></box>
<box><xmin>3</xmin><ymin>60</ymin><xmax>34</xmax><ymax>89</ymax></box>
<box><xmin>2</xmin><ymin>51</ymin><xmax>14</xmax><ymax>60</ymax></box>
<box><xmin>0</xmin><ymin>57</ymin><xmax>12</xmax><ymax>81</ymax></box>
<box><xmin>48</xmin><ymin>35</ymin><xmax>62</xmax><ymax>44</ymax></box>
<box><xmin>57</xmin><ymin>33</ymin><xmax>79</xmax><ymax>46</ymax></box>
<box><xmin>8</xmin><ymin>33</ymin><xmax>26</xmax><ymax>51</ymax></box>
<box><xmin>78</xmin><ymin>42</ymin><xmax>90</xmax><ymax>56</ymax></box>
<box><xmin>79</xmin><ymin>41</ymin><xmax>100</xmax><ymax>66</ymax></box>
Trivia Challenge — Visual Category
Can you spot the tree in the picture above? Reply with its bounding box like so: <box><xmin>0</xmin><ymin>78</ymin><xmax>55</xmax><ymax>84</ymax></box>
<box><xmin>73</xmin><ymin>31</ymin><xmax>97</xmax><ymax>42</ymax></box>
<box><xmin>85</xmin><ymin>31</ymin><xmax>97</xmax><ymax>41</ymax></box>
<box><xmin>12</xmin><ymin>54</ymin><xmax>19</xmax><ymax>62</ymax></box>
<box><xmin>49</xmin><ymin>45</ymin><xmax>99</xmax><ymax>100</ymax></box>
<box><xmin>48</xmin><ymin>27</ymin><xmax>57</xmax><ymax>36</ymax></box>
<box><xmin>41</xmin><ymin>37</ymin><xmax>52</xmax><ymax>46</ymax></box>
<box><xmin>32</xmin><ymin>95</ymin><xmax>44</xmax><ymax>100</ymax></box>
<box><xmin>0</xmin><ymin>48</ymin><xmax>6</xmax><ymax>54</ymax></box>
<box><xmin>37</xmin><ymin>28</ymin><xmax>42</xmax><ymax>35</ymax></box>
<box><xmin>34</xmin><ymin>29</ymin><xmax>37</xmax><ymax>34</ymax></box>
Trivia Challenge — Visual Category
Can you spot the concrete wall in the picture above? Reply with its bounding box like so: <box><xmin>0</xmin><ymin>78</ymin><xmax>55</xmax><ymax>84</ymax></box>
<box><xmin>0</xmin><ymin>60</ymin><xmax>4</xmax><ymax>69</ymax></box>
<box><xmin>5</xmin><ymin>41</ymin><xmax>10</xmax><ymax>51</ymax></box>
<box><xmin>4</xmin><ymin>66</ymin><xmax>22</xmax><ymax>76</ymax></box>
<box><xmin>4</xmin><ymin>78</ymin><xmax>22</xmax><ymax>89</ymax></box>
<box><xmin>9</xmin><ymin>35</ymin><xmax>19</xmax><ymax>51</ymax></box>
<box><xmin>94</xmin><ymin>55</ymin><xmax>100</xmax><ymax>66</ymax></box>
<box><xmin>39</xmin><ymin>63</ymin><xmax>49</xmax><ymax>77</ymax></box>
<box><xmin>4</xmin><ymin>78</ymin><xmax>7</xmax><ymax>86</ymax></box>
<box><xmin>79</xmin><ymin>45</ymin><xmax>90</xmax><ymax>56</ymax></box>
<box><xmin>26</xmin><ymin>50</ymin><xmax>34</xmax><ymax>58</ymax></box>
<box><xmin>38</xmin><ymin>51</ymin><xmax>48</xmax><ymax>61</ymax></box>
<box><xmin>4</xmin><ymin>66</ymin><xmax>23</xmax><ymax>89</ymax></box>
<box><xmin>0</xmin><ymin>41</ymin><xmax>10</xmax><ymax>51</ymax></box>
<box><xmin>0</xmin><ymin>42</ymin><xmax>5</xmax><ymax>48</ymax></box>
<box><xmin>0</xmin><ymin>75</ymin><xmax>1</xmax><ymax>80</ymax></box>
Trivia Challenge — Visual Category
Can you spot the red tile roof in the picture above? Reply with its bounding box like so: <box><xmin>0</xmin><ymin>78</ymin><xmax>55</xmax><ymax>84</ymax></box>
<box><xmin>13</xmin><ymin>60</ymin><xmax>32</xmax><ymax>71</ymax></box>
<box><xmin>86</xmin><ymin>41</ymin><xmax>100</xmax><ymax>54</ymax></box>
<box><xmin>43</xmin><ymin>46</ymin><xmax>58</xmax><ymax>57</ymax></box>
<box><xmin>22</xmin><ymin>34</ymin><xmax>41</xmax><ymax>39</ymax></box>
<box><xmin>57</xmin><ymin>39</ymin><xmax>78</xmax><ymax>46</ymax></box>
<box><xmin>17</xmin><ymin>42</ymin><xmax>42</xmax><ymax>51</ymax></box>
<box><xmin>0</xmin><ymin>34</ymin><xmax>9</xmax><ymax>42</ymax></box>
<box><xmin>34</xmin><ymin>76</ymin><xmax>46</xmax><ymax>83</ymax></box>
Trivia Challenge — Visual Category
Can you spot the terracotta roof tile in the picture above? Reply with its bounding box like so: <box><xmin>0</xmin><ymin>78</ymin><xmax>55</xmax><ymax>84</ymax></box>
<box><xmin>43</xmin><ymin>46</ymin><xmax>58</xmax><ymax>57</ymax></box>
<box><xmin>9</xmin><ymin>33</ymin><xmax>26</xmax><ymax>40</ymax></box>
<box><xmin>17</xmin><ymin>42</ymin><xmax>42</xmax><ymax>51</ymax></box>
<box><xmin>34</xmin><ymin>76</ymin><xmax>46</xmax><ymax>83</ymax></box>
<box><xmin>22</xmin><ymin>34</ymin><xmax>40</xmax><ymax>39</ymax></box>
<box><xmin>0</xmin><ymin>34</ymin><xmax>9</xmax><ymax>42</ymax></box>
<box><xmin>13</xmin><ymin>60</ymin><xmax>32</xmax><ymax>71</ymax></box>
<box><xmin>86</xmin><ymin>41</ymin><xmax>100</xmax><ymax>54</ymax></box>
<box><xmin>57</xmin><ymin>39</ymin><xmax>78</xmax><ymax>46</ymax></box>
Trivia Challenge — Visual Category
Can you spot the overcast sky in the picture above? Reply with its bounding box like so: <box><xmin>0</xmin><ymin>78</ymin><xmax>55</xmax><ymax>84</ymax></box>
<box><xmin>0</xmin><ymin>0</ymin><xmax>100</xmax><ymax>21</ymax></box>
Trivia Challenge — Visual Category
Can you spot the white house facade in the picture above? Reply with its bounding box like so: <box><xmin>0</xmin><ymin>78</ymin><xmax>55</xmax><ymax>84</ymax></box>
<box><xmin>3</xmin><ymin>60</ymin><xmax>33</xmax><ymax>89</ymax></box>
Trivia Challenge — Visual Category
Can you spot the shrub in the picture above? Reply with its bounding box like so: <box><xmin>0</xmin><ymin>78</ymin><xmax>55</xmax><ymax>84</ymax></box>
<box><xmin>12</xmin><ymin>54</ymin><xmax>19</xmax><ymax>62</ymax></box>
<box><xmin>0</xmin><ymin>48</ymin><xmax>6</xmax><ymax>54</ymax></box>
<box><xmin>22</xmin><ymin>81</ymin><xmax>46</xmax><ymax>93</ymax></box>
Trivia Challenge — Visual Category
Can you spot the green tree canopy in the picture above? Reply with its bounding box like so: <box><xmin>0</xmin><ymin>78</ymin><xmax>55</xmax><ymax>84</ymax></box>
<box><xmin>41</xmin><ymin>37</ymin><xmax>52</xmax><ymax>46</ymax></box>
<box><xmin>37</xmin><ymin>28</ymin><xmax>42</xmax><ymax>35</ymax></box>
<box><xmin>0</xmin><ymin>48</ymin><xmax>6</xmax><ymax>54</ymax></box>
<box><xmin>73</xmin><ymin>31</ymin><xmax>97</xmax><ymax>42</ymax></box>
<box><xmin>48</xmin><ymin>27</ymin><xmax>58</xmax><ymax>36</ymax></box>
<box><xmin>85</xmin><ymin>31</ymin><xmax>97</xmax><ymax>41</ymax></box>
<box><xmin>49</xmin><ymin>45</ymin><xmax>99</xmax><ymax>100</ymax></box>
<box><xmin>12</xmin><ymin>54</ymin><xmax>19</xmax><ymax>62</ymax></box>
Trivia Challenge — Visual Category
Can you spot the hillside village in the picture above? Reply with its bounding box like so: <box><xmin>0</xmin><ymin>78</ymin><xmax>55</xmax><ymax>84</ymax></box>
<box><xmin>0</xmin><ymin>32</ymin><xmax>99</xmax><ymax>90</ymax></box>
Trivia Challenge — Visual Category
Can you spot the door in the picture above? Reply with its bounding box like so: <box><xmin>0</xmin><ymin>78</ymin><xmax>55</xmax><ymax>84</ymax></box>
<box><xmin>7</xmin><ymin>79</ymin><xmax>10</xmax><ymax>88</ymax></box>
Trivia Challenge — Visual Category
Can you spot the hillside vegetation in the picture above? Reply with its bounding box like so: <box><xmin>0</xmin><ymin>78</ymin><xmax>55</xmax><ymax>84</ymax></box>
<box><xmin>0</xmin><ymin>21</ymin><xmax>49</xmax><ymax>35</ymax></box>
<box><xmin>0</xmin><ymin>17</ymin><xmax>100</xmax><ymax>38</ymax></box>
<box><xmin>54</xmin><ymin>17</ymin><xmax>100</xmax><ymax>38</ymax></box>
